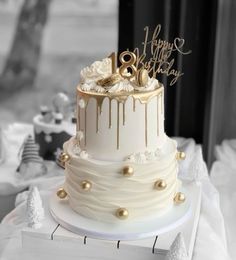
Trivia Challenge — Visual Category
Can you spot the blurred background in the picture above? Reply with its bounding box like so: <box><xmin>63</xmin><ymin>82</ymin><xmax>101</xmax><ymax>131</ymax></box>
<box><xmin>0</xmin><ymin>0</ymin><xmax>118</xmax><ymax>122</ymax></box>
<box><xmin>0</xmin><ymin>0</ymin><xmax>236</xmax><ymax>165</ymax></box>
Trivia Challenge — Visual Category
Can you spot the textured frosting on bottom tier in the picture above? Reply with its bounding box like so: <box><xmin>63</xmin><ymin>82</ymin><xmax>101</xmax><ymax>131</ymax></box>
<box><xmin>63</xmin><ymin>137</ymin><xmax>181</xmax><ymax>223</ymax></box>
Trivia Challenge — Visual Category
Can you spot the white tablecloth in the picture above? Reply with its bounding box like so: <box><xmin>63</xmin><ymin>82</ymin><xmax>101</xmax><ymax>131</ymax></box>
<box><xmin>210</xmin><ymin>139</ymin><xmax>236</xmax><ymax>260</ymax></box>
<box><xmin>0</xmin><ymin>124</ymin><xmax>232</xmax><ymax>260</ymax></box>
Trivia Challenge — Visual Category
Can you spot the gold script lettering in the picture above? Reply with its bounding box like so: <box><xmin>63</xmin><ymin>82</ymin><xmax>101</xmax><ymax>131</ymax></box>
<box><xmin>134</xmin><ymin>25</ymin><xmax>191</xmax><ymax>86</ymax></box>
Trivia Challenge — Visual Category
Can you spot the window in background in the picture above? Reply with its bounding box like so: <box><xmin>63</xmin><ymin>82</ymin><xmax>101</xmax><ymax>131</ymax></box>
<box><xmin>0</xmin><ymin>0</ymin><xmax>118</xmax><ymax>124</ymax></box>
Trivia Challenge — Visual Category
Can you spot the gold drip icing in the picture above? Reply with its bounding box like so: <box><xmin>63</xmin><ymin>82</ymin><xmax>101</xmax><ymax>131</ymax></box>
<box><xmin>84</xmin><ymin>106</ymin><xmax>87</xmax><ymax>145</ymax></box>
<box><xmin>157</xmin><ymin>95</ymin><xmax>159</xmax><ymax>136</ymax></box>
<box><xmin>78</xmin><ymin>105</ymin><xmax>80</xmax><ymax>131</ymax></box>
<box><xmin>133</xmin><ymin>98</ymin><xmax>136</xmax><ymax>112</ymax></box>
<box><xmin>77</xmin><ymin>84</ymin><xmax>163</xmax><ymax>105</ymax></box>
<box><xmin>77</xmin><ymin>84</ymin><xmax>164</xmax><ymax>149</ymax></box>
<box><xmin>145</xmin><ymin>103</ymin><xmax>148</xmax><ymax>147</ymax></box>
<box><xmin>109</xmin><ymin>99</ymin><xmax>112</xmax><ymax>128</ymax></box>
<box><xmin>96</xmin><ymin>104</ymin><xmax>99</xmax><ymax>133</ymax></box>
<box><xmin>123</xmin><ymin>102</ymin><xmax>126</xmax><ymax>125</ymax></box>
<box><xmin>117</xmin><ymin>101</ymin><xmax>120</xmax><ymax>149</ymax></box>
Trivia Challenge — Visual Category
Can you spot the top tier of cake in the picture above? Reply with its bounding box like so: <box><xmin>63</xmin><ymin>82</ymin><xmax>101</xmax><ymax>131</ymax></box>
<box><xmin>76</xmin><ymin>58</ymin><xmax>166</xmax><ymax>161</ymax></box>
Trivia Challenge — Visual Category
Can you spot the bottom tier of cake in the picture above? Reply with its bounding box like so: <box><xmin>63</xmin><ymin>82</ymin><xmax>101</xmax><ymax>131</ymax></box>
<box><xmin>61</xmin><ymin>136</ymin><xmax>184</xmax><ymax>223</ymax></box>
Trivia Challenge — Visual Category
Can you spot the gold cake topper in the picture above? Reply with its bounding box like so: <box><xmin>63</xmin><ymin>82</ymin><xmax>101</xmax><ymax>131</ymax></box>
<box><xmin>103</xmin><ymin>24</ymin><xmax>191</xmax><ymax>87</ymax></box>
<box><xmin>133</xmin><ymin>24</ymin><xmax>191</xmax><ymax>86</ymax></box>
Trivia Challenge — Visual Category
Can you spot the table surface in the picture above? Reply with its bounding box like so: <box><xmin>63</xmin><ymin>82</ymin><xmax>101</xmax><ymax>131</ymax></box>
<box><xmin>0</xmin><ymin>123</ymin><xmax>232</xmax><ymax>260</ymax></box>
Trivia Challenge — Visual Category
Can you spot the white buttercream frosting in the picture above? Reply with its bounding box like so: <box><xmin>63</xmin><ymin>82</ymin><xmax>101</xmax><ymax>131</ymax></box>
<box><xmin>80</xmin><ymin>75</ymin><xmax>160</xmax><ymax>94</ymax></box>
<box><xmin>71</xmin><ymin>136</ymin><xmax>89</xmax><ymax>159</ymax></box>
<box><xmin>134</xmin><ymin>77</ymin><xmax>161</xmax><ymax>92</ymax></box>
<box><xmin>63</xmin><ymin>137</ymin><xmax>181</xmax><ymax>223</ymax></box>
<box><xmin>94</xmin><ymin>85</ymin><xmax>106</xmax><ymax>93</ymax></box>
<box><xmin>108</xmin><ymin>79</ymin><xmax>134</xmax><ymax>93</ymax></box>
<box><xmin>76</xmin><ymin>130</ymin><xmax>84</xmax><ymax>141</ymax></box>
<box><xmin>80</xmin><ymin>58</ymin><xmax>112</xmax><ymax>83</ymax></box>
<box><xmin>126</xmin><ymin>148</ymin><xmax>168</xmax><ymax>163</ymax></box>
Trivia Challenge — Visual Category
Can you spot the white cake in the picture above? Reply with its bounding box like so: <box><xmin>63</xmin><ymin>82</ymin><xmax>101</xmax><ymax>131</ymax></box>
<box><xmin>59</xmin><ymin>58</ymin><xmax>185</xmax><ymax>223</ymax></box>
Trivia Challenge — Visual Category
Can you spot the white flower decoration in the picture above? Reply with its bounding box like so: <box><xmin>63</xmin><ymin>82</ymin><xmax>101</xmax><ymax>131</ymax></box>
<box><xmin>76</xmin><ymin>131</ymin><xmax>84</xmax><ymax>141</ymax></box>
<box><xmin>109</xmin><ymin>79</ymin><xmax>134</xmax><ymax>93</ymax></box>
<box><xmin>126</xmin><ymin>150</ymin><xmax>159</xmax><ymax>163</ymax></box>
<box><xmin>80</xmin><ymin>58</ymin><xmax>112</xmax><ymax>82</ymax></box>
<box><xmin>81</xmin><ymin>83</ymin><xmax>92</xmax><ymax>92</ymax></box>
<box><xmin>145</xmin><ymin>151</ymin><xmax>157</xmax><ymax>161</ymax></box>
<box><xmin>155</xmin><ymin>148</ymin><xmax>162</xmax><ymax>158</ymax></box>
<box><xmin>127</xmin><ymin>154</ymin><xmax>135</xmax><ymax>162</ymax></box>
<box><xmin>80</xmin><ymin>150</ymin><xmax>88</xmax><ymax>159</ymax></box>
<box><xmin>135</xmin><ymin>153</ymin><xmax>147</xmax><ymax>163</ymax></box>
<box><xmin>73</xmin><ymin>144</ymin><xmax>81</xmax><ymax>155</ymax></box>
<box><xmin>94</xmin><ymin>85</ymin><xmax>105</xmax><ymax>93</ymax></box>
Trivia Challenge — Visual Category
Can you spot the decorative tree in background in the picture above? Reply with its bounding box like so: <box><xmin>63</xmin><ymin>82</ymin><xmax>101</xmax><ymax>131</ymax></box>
<box><xmin>26</xmin><ymin>186</ymin><xmax>45</xmax><ymax>229</ymax></box>
<box><xmin>0</xmin><ymin>0</ymin><xmax>51</xmax><ymax>94</ymax></box>
<box><xmin>165</xmin><ymin>233</ymin><xmax>188</xmax><ymax>260</ymax></box>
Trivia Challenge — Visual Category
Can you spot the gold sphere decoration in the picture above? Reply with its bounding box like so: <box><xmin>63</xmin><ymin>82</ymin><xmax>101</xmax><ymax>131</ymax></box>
<box><xmin>60</xmin><ymin>152</ymin><xmax>70</xmax><ymax>163</ymax></box>
<box><xmin>116</xmin><ymin>208</ymin><xmax>129</xmax><ymax>220</ymax></box>
<box><xmin>81</xmin><ymin>180</ymin><xmax>92</xmax><ymax>191</ymax></box>
<box><xmin>176</xmin><ymin>151</ymin><xmax>186</xmax><ymax>160</ymax></box>
<box><xmin>122</xmin><ymin>166</ymin><xmax>134</xmax><ymax>177</ymax></box>
<box><xmin>57</xmin><ymin>188</ymin><xmax>67</xmax><ymax>199</ymax></box>
<box><xmin>174</xmin><ymin>192</ymin><xmax>186</xmax><ymax>204</ymax></box>
<box><xmin>154</xmin><ymin>179</ymin><xmax>167</xmax><ymax>190</ymax></box>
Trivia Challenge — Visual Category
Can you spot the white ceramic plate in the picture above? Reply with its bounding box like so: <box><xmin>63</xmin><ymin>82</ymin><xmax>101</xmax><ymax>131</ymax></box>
<box><xmin>50</xmin><ymin>184</ymin><xmax>191</xmax><ymax>241</ymax></box>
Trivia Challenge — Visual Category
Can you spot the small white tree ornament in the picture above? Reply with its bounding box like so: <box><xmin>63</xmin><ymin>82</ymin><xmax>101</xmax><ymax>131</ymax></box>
<box><xmin>26</xmin><ymin>187</ymin><xmax>45</xmax><ymax>229</ymax></box>
<box><xmin>165</xmin><ymin>233</ymin><xmax>188</xmax><ymax>260</ymax></box>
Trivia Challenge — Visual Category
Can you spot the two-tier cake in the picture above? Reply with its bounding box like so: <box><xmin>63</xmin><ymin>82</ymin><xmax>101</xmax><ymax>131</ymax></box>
<box><xmin>57</xmin><ymin>56</ymin><xmax>186</xmax><ymax>223</ymax></box>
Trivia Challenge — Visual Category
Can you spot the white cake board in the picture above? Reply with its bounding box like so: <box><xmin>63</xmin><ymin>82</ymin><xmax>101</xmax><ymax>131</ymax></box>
<box><xmin>49</xmin><ymin>184</ymin><xmax>191</xmax><ymax>241</ymax></box>
<box><xmin>22</xmin><ymin>181</ymin><xmax>201</xmax><ymax>260</ymax></box>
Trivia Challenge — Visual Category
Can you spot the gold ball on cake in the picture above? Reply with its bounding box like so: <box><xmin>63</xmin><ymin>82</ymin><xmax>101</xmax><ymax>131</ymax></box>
<box><xmin>57</xmin><ymin>188</ymin><xmax>67</xmax><ymax>199</ymax></box>
<box><xmin>154</xmin><ymin>179</ymin><xmax>167</xmax><ymax>190</ymax></box>
<box><xmin>116</xmin><ymin>208</ymin><xmax>129</xmax><ymax>220</ymax></box>
<box><xmin>122</xmin><ymin>166</ymin><xmax>134</xmax><ymax>177</ymax></box>
<box><xmin>136</xmin><ymin>68</ymin><xmax>149</xmax><ymax>87</ymax></box>
<box><xmin>81</xmin><ymin>180</ymin><xmax>92</xmax><ymax>191</ymax></box>
<box><xmin>176</xmin><ymin>151</ymin><xmax>186</xmax><ymax>160</ymax></box>
<box><xmin>174</xmin><ymin>192</ymin><xmax>186</xmax><ymax>204</ymax></box>
<box><xmin>60</xmin><ymin>152</ymin><xmax>70</xmax><ymax>163</ymax></box>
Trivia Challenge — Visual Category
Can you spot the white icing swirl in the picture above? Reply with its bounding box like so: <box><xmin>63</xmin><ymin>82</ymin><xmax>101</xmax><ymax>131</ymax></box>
<box><xmin>108</xmin><ymin>79</ymin><xmax>134</xmax><ymax>93</ymax></box>
<box><xmin>80</xmin><ymin>150</ymin><xmax>89</xmax><ymax>159</ymax></box>
<box><xmin>81</xmin><ymin>81</ymin><xmax>97</xmax><ymax>92</ymax></box>
<box><xmin>72</xmin><ymin>144</ymin><xmax>81</xmax><ymax>155</ymax></box>
<box><xmin>127</xmin><ymin>149</ymin><xmax>164</xmax><ymax>163</ymax></box>
<box><xmin>94</xmin><ymin>85</ymin><xmax>106</xmax><ymax>93</ymax></box>
<box><xmin>135</xmin><ymin>77</ymin><xmax>160</xmax><ymax>92</ymax></box>
<box><xmin>80</xmin><ymin>58</ymin><xmax>112</xmax><ymax>82</ymax></box>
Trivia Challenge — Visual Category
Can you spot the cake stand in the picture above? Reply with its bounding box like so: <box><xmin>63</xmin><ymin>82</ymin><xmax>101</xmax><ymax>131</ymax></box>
<box><xmin>49</xmin><ymin>184</ymin><xmax>191</xmax><ymax>241</ymax></box>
